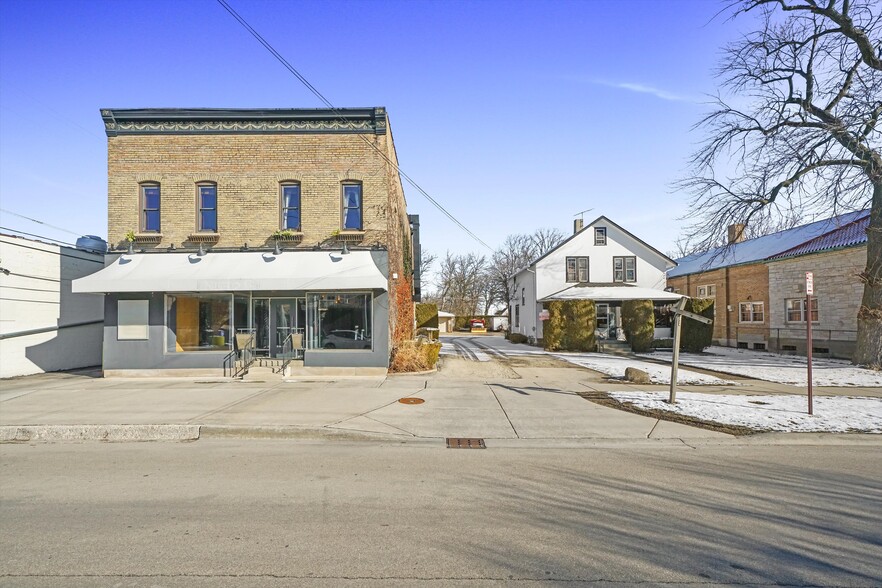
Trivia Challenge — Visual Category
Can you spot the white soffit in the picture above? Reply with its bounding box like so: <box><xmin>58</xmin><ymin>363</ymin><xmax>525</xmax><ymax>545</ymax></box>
<box><xmin>540</xmin><ymin>285</ymin><xmax>684</xmax><ymax>302</ymax></box>
<box><xmin>72</xmin><ymin>250</ymin><xmax>389</xmax><ymax>293</ymax></box>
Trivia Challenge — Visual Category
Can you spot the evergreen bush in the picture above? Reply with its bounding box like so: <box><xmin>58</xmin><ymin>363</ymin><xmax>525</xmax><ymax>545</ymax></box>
<box><xmin>544</xmin><ymin>300</ymin><xmax>596</xmax><ymax>351</ymax></box>
<box><xmin>680</xmin><ymin>298</ymin><xmax>715</xmax><ymax>352</ymax></box>
<box><xmin>621</xmin><ymin>299</ymin><xmax>654</xmax><ymax>352</ymax></box>
<box><xmin>415</xmin><ymin>303</ymin><xmax>439</xmax><ymax>340</ymax></box>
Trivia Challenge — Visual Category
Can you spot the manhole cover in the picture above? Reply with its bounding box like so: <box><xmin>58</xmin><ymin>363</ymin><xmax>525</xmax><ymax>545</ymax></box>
<box><xmin>399</xmin><ymin>397</ymin><xmax>425</xmax><ymax>405</ymax></box>
<box><xmin>446</xmin><ymin>438</ymin><xmax>486</xmax><ymax>449</ymax></box>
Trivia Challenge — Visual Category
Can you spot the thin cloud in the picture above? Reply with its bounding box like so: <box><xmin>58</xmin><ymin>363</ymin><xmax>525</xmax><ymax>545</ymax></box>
<box><xmin>593</xmin><ymin>79</ymin><xmax>700</xmax><ymax>103</ymax></box>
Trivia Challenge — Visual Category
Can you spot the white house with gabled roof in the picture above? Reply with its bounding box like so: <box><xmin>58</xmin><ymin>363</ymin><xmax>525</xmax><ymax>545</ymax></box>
<box><xmin>509</xmin><ymin>216</ymin><xmax>680</xmax><ymax>343</ymax></box>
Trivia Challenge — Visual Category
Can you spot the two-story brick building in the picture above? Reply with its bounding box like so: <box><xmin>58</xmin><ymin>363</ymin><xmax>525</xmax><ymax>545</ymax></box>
<box><xmin>73</xmin><ymin>107</ymin><xmax>415</xmax><ymax>376</ymax></box>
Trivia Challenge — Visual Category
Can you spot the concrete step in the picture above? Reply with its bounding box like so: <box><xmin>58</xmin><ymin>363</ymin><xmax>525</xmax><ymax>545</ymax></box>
<box><xmin>597</xmin><ymin>340</ymin><xmax>632</xmax><ymax>356</ymax></box>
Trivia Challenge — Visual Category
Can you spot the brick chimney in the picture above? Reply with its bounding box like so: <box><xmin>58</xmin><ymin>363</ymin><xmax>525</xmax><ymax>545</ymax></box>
<box><xmin>728</xmin><ymin>223</ymin><xmax>746</xmax><ymax>244</ymax></box>
<box><xmin>574</xmin><ymin>218</ymin><xmax>584</xmax><ymax>234</ymax></box>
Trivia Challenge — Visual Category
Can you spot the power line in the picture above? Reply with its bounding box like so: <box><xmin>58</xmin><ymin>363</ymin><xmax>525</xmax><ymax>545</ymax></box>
<box><xmin>215</xmin><ymin>0</ymin><xmax>492</xmax><ymax>251</ymax></box>
<box><xmin>0</xmin><ymin>209</ymin><xmax>83</xmax><ymax>237</ymax></box>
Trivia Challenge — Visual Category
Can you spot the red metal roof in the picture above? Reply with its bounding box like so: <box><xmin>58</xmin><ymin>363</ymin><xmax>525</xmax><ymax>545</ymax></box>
<box><xmin>767</xmin><ymin>214</ymin><xmax>869</xmax><ymax>260</ymax></box>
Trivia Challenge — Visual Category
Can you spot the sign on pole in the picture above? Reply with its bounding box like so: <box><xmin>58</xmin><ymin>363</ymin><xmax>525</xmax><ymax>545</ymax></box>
<box><xmin>806</xmin><ymin>272</ymin><xmax>814</xmax><ymax>415</ymax></box>
<box><xmin>668</xmin><ymin>298</ymin><xmax>712</xmax><ymax>404</ymax></box>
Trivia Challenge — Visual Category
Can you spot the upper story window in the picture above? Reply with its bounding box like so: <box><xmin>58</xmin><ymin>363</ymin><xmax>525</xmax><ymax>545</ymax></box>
<box><xmin>280</xmin><ymin>183</ymin><xmax>301</xmax><ymax>230</ymax></box>
<box><xmin>697</xmin><ymin>284</ymin><xmax>716</xmax><ymax>297</ymax></box>
<box><xmin>140</xmin><ymin>184</ymin><xmax>160</xmax><ymax>233</ymax></box>
<box><xmin>594</xmin><ymin>227</ymin><xmax>607</xmax><ymax>246</ymax></box>
<box><xmin>739</xmin><ymin>302</ymin><xmax>764</xmax><ymax>323</ymax></box>
<box><xmin>342</xmin><ymin>182</ymin><xmax>362</xmax><ymax>230</ymax></box>
<box><xmin>197</xmin><ymin>183</ymin><xmax>217</xmax><ymax>232</ymax></box>
<box><xmin>613</xmin><ymin>256</ymin><xmax>636</xmax><ymax>282</ymax></box>
<box><xmin>786</xmin><ymin>298</ymin><xmax>819</xmax><ymax>323</ymax></box>
<box><xmin>566</xmin><ymin>256</ymin><xmax>589</xmax><ymax>282</ymax></box>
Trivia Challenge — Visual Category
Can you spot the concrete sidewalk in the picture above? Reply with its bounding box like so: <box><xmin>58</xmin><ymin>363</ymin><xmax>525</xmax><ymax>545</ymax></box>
<box><xmin>0</xmin><ymin>363</ymin><xmax>731</xmax><ymax>444</ymax></box>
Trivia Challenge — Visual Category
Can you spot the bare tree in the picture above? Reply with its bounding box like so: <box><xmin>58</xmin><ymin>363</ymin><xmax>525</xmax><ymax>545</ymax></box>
<box><xmin>681</xmin><ymin>0</ymin><xmax>882</xmax><ymax>367</ymax></box>
<box><xmin>671</xmin><ymin>207</ymin><xmax>806</xmax><ymax>258</ymax></box>
<box><xmin>487</xmin><ymin>228</ymin><xmax>566</xmax><ymax>314</ymax></box>
<box><xmin>434</xmin><ymin>252</ymin><xmax>489</xmax><ymax>316</ymax></box>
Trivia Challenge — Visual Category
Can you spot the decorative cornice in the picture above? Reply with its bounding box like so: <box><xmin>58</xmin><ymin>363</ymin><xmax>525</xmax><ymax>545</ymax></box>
<box><xmin>101</xmin><ymin>107</ymin><xmax>387</xmax><ymax>137</ymax></box>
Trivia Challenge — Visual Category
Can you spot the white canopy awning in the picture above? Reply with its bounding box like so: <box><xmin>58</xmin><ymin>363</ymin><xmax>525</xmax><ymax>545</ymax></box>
<box><xmin>540</xmin><ymin>284</ymin><xmax>684</xmax><ymax>303</ymax></box>
<box><xmin>72</xmin><ymin>250</ymin><xmax>389</xmax><ymax>293</ymax></box>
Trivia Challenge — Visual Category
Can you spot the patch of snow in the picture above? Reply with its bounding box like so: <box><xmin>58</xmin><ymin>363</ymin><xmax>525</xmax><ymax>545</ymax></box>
<box><xmin>609</xmin><ymin>391</ymin><xmax>882</xmax><ymax>433</ymax></box>
<box><xmin>552</xmin><ymin>353</ymin><xmax>735</xmax><ymax>385</ymax></box>
<box><xmin>639</xmin><ymin>347</ymin><xmax>882</xmax><ymax>387</ymax></box>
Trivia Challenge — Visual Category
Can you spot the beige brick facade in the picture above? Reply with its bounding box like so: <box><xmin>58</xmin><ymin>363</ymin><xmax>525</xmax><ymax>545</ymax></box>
<box><xmin>107</xmin><ymin>132</ymin><xmax>399</xmax><ymax>252</ymax></box>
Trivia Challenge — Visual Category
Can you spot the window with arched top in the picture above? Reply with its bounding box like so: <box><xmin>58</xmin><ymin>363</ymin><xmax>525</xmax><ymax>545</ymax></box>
<box><xmin>196</xmin><ymin>182</ymin><xmax>217</xmax><ymax>232</ymax></box>
<box><xmin>140</xmin><ymin>183</ymin><xmax>161</xmax><ymax>232</ymax></box>
<box><xmin>341</xmin><ymin>181</ymin><xmax>362</xmax><ymax>230</ymax></box>
<box><xmin>280</xmin><ymin>182</ymin><xmax>301</xmax><ymax>230</ymax></box>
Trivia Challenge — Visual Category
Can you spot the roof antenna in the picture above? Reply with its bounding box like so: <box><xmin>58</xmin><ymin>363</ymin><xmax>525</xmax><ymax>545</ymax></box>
<box><xmin>573</xmin><ymin>208</ymin><xmax>593</xmax><ymax>233</ymax></box>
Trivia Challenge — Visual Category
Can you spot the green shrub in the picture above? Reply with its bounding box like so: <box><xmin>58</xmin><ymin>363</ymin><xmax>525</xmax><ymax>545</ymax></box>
<box><xmin>415</xmin><ymin>303</ymin><xmax>438</xmax><ymax>330</ymax></box>
<box><xmin>621</xmin><ymin>299</ymin><xmax>654</xmax><ymax>352</ymax></box>
<box><xmin>544</xmin><ymin>300</ymin><xmax>596</xmax><ymax>351</ymax></box>
<box><xmin>652</xmin><ymin>338</ymin><xmax>674</xmax><ymax>349</ymax></box>
<box><xmin>509</xmin><ymin>333</ymin><xmax>528</xmax><ymax>344</ymax></box>
<box><xmin>680</xmin><ymin>298</ymin><xmax>714</xmax><ymax>352</ymax></box>
<box><xmin>415</xmin><ymin>303</ymin><xmax>439</xmax><ymax>340</ymax></box>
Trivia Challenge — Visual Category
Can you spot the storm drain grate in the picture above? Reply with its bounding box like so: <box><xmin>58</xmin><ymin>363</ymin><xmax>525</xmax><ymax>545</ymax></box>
<box><xmin>446</xmin><ymin>438</ymin><xmax>486</xmax><ymax>449</ymax></box>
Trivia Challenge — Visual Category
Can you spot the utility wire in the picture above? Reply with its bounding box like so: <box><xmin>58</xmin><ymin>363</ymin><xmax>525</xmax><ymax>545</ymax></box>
<box><xmin>0</xmin><ymin>209</ymin><xmax>83</xmax><ymax>237</ymax></box>
<box><xmin>215</xmin><ymin>0</ymin><xmax>492</xmax><ymax>251</ymax></box>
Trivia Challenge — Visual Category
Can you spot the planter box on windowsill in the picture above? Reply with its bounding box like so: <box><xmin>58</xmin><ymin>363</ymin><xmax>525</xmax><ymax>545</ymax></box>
<box><xmin>133</xmin><ymin>233</ymin><xmax>162</xmax><ymax>244</ymax></box>
<box><xmin>334</xmin><ymin>231</ymin><xmax>365</xmax><ymax>243</ymax></box>
<box><xmin>187</xmin><ymin>233</ymin><xmax>220</xmax><ymax>243</ymax></box>
<box><xmin>271</xmin><ymin>232</ymin><xmax>303</xmax><ymax>243</ymax></box>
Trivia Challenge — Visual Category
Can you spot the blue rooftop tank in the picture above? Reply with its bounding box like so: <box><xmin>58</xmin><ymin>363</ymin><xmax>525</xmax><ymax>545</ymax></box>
<box><xmin>75</xmin><ymin>235</ymin><xmax>108</xmax><ymax>255</ymax></box>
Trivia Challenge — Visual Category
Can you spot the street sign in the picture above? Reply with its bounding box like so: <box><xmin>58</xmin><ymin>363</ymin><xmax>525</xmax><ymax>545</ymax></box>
<box><xmin>805</xmin><ymin>272</ymin><xmax>814</xmax><ymax>295</ymax></box>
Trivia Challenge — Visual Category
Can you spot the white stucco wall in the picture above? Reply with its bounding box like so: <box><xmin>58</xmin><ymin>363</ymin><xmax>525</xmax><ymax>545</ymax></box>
<box><xmin>0</xmin><ymin>235</ymin><xmax>105</xmax><ymax>378</ymax></box>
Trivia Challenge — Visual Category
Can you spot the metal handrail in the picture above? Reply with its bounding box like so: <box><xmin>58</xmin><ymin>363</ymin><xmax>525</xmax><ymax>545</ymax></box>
<box><xmin>223</xmin><ymin>336</ymin><xmax>255</xmax><ymax>378</ymax></box>
<box><xmin>279</xmin><ymin>333</ymin><xmax>294</xmax><ymax>375</ymax></box>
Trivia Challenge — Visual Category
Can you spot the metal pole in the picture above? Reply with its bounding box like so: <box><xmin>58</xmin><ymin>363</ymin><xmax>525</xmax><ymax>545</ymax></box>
<box><xmin>669</xmin><ymin>312</ymin><xmax>683</xmax><ymax>404</ymax></box>
<box><xmin>806</xmin><ymin>293</ymin><xmax>813</xmax><ymax>416</ymax></box>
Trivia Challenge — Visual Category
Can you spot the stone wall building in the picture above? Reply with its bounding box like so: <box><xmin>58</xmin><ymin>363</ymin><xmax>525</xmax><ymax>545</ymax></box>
<box><xmin>74</xmin><ymin>108</ymin><xmax>416</xmax><ymax>376</ymax></box>
<box><xmin>667</xmin><ymin>211</ymin><xmax>869</xmax><ymax>359</ymax></box>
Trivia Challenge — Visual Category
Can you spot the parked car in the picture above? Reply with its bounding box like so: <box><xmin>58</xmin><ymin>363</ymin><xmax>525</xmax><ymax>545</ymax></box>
<box><xmin>469</xmin><ymin>319</ymin><xmax>486</xmax><ymax>333</ymax></box>
<box><xmin>322</xmin><ymin>329</ymin><xmax>371</xmax><ymax>349</ymax></box>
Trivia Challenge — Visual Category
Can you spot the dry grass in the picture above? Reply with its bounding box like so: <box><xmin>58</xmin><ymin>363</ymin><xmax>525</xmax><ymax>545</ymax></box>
<box><xmin>389</xmin><ymin>340</ymin><xmax>442</xmax><ymax>373</ymax></box>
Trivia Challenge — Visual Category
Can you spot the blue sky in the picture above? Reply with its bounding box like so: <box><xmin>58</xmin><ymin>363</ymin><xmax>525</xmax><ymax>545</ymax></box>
<box><xmin>0</xmin><ymin>0</ymin><xmax>744</xmax><ymax>262</ymax></box>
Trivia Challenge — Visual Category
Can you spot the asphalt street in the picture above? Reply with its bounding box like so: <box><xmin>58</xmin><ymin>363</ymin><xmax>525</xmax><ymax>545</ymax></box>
<box><xmin>2</xmin><ymin>441</ymin><xmax>881</xmax><ymax>587</ymax></box>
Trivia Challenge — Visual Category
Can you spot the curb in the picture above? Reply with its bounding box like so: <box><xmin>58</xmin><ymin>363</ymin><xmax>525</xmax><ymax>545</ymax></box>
<box><xmin>0</xmin><ymin>425</ymin><xmax>201</xmax><ymax>443</ymax></box>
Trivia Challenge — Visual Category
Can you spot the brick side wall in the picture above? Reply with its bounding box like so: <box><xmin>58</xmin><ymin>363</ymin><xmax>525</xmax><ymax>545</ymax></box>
<box><xmin>667</xmin><ymin>263</ymin><xmax>769</xmax><ymax>347</ymax></box>
<box><xmin>107</xmin><ymin>133</ymin><xmax>395</xmax><ymax>250</ymax></box>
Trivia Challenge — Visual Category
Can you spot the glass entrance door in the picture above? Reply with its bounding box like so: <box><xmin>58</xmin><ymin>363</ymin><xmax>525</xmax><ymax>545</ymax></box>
<box><xmin>252</xmin><ymin>298</ymin><xmax>305</xmax><ymax>358</ymax></box>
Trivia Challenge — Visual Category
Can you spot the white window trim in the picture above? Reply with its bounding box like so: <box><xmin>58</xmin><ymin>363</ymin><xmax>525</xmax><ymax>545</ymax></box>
<box><xmin>594</xmin><ymin>227</ymin><xmax>607</xmax><ymax>246</ymax></box>
<box><xmin>738</xmin><ymin>301</ymin><xmax>765</xmax><ymax>323</ymax></box>
<box><xmin>697</xmin><ymin>284</ymin><xmax>716</xmax><ymax>298</ymax></box>
<box><xmin>785</xmin><ymin>298</ymin><xmax>819</xmax><ymax>323</ymax></box>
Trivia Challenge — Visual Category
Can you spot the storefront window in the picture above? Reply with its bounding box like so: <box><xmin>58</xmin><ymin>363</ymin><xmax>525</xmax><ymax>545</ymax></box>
<box><xmin>166</xmin><ymin>294</ymin><xmax>233</xmax><ymax>352</ymax></box>
<box><xmin>307</xmin><ymin>293</ymin><xmax>372</xmax><ymax>350</ymax></box>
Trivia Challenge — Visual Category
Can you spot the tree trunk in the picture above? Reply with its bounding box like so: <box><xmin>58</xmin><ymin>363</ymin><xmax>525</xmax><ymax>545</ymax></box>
<box><xmin>854</xmin><ymin>181</ymin><xmax>882</xmax><ymax>369</ymax></box>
